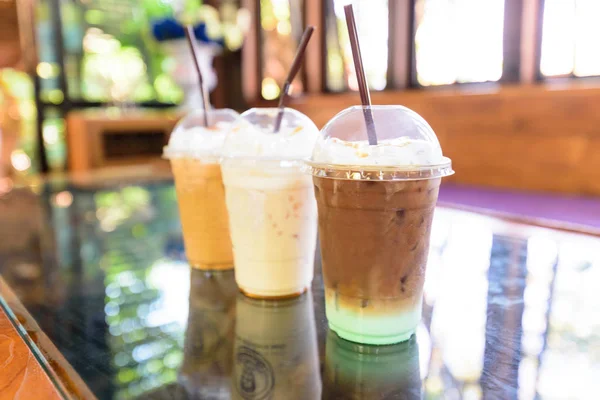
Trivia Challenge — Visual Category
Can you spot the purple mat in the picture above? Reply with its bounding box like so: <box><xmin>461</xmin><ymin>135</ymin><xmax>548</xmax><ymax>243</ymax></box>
<box><xmin>438</xmin><ymin>183</ymin><xmax>600</xmax><ymax>235</ymax></box>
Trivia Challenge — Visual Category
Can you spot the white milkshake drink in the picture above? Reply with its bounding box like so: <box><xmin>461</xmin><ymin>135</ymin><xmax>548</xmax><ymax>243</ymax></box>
<box><xmin>221</xmin><ymin>108</ymin><xmax>319</xmax><ymax>299</ymax></box>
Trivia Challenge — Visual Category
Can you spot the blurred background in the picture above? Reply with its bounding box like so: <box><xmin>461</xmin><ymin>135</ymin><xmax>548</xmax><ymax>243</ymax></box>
<box><xmin>1</xmin><ymin>2</ymin><xmax>599</xmax><ymax>399</ymax></box>
<box><xmin>1</xmin><ymin>0</ymin><xmax>599</xmax><ymax>194</ymax></box>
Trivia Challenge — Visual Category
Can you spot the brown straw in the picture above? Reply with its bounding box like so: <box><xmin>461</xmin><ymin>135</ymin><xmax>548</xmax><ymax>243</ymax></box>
<box><xmin>344</xmin><ymin>4</ymin><xmax>378</xmax><ymax>145</ymax></box>
<box><xmin>185</xmin><ymin>25</ymin><xmax>209</xmax><ymax>127</ymax></box>
<box><xmin>273</xmin><ymin>26</ymin><xmax>315</xmax><ymax>133</ymax></box>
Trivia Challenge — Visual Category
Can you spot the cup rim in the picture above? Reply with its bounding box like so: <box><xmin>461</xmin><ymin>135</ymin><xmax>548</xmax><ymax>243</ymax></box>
<box><xmin>305</xmin><ymin>157</ymin><xmax>453</xmax><ymax>181</ymax></box>
<box><xmin>162</xmin><ymin>147</ymin><xmax>222</xmax><ymax>163</ymax></box>
<box><xmin>220</xmin><ymin>156</ymin><xmax>307</xmax><ymax>166</ymax></box>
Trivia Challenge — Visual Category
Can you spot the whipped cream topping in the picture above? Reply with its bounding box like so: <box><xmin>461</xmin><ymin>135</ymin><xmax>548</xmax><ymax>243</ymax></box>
<box><xmin>222</xmin><ymin>108</ymin><xmax>319</xmax><ymax>160</ymax></box>
<box><xmin>164</xmin><ymin>121</ymin><xmax>234</xmax><ymax>159</ymax></box>
<box><xmin>311</xmin><ymin>137</ymin><xmax>445</xmax><ymax>166</ymax></box>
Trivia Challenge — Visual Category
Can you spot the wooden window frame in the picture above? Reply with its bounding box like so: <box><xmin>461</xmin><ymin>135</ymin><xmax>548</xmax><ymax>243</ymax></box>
<box><xmin>321</xmin><ymin>0</ymin><xmax>401</xmax><ymax>93</ymax></box>
<box><xmin>320</xmin><ymin>0</ymin><xmax>341</xmax><ymax>93</ymax></box>
<box><xmin>242</xmin><ymin>0</ymin><xmax>599</xmax><ymax>102</ymax></box>
<box><xmin>521</xmin><ymin>0</ymin><xmax>545</xmax><ymax>83</ymax></box>
<box><xmin>242</xmin><ymin>0</ymin><xmax>322</xmax><ymax>103</ymax></box>
<box><xmin>241</xmin><ymin>0</ymin><xmax>261</xmax><ymax>103</ymax></box>
<box><xmin>304</xmin><ymin>0</ymin><xmax>325</xmax><ymax>93</ymax></box>
<box><xmin>409</xmin><ymin>0</ymin><xmax>544</xmax><ymax>88</ymax></box>
<box><xmin>388</xmin><ymin>0</ymin><xmax>414</xmax><ymax>89</ymax></box>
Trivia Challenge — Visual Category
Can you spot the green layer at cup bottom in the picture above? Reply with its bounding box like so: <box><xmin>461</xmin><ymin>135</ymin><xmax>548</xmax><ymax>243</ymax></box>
<box><xmin>325</xmin><ymin>298</ymin><xmax>420</xmax><ymax>345</ymax></box>
<box><xmin>329</xmin><ymin>321</ymin><xmax>415</xmax><ymax>345</ymax></box>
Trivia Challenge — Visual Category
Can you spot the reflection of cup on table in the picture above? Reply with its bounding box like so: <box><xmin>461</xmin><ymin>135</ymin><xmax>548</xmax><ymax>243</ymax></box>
<box><xmin>221</xmin><ymin>108</ymin><xmax>319</xmax><ymax>299</ymax></box>
<box><xmin>164</xmin><ymin>109</ymin><xmax>239</xmax><ymax>270</ymax></box>
<box><xmin>179</xmin><ymin>269</ymin><xmax>238</xmax><ymax>399</ymax></box>
<box><xmin>307</xmin><ymin>106</ymin><xmax>453</xmax><ymax>345</ymax></box>
<box><xmin>324</xmin><ymin>331</ymin><xmax>422</xmax><ymax>399</ymax></box>
<box><xmin>233</xmin><ymin>292</ymin><xmax>321</xmax><ymax>399</ymax></box>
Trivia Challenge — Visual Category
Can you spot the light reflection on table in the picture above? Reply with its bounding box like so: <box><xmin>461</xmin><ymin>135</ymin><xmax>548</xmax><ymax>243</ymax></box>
<box><xmin>0</xmin><ymin>183</ymin><xmax>598</xmax><ymax>399</ymax></box>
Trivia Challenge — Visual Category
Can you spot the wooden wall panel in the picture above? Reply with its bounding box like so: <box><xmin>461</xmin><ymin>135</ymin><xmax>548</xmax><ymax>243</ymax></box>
<box><xmin>291</xmin><ymin>85</ymin><xmax>600</xmax><ymax>196</ymax></box>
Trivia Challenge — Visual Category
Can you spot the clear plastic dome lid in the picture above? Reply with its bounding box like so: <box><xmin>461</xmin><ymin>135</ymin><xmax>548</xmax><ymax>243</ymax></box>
<box><xmin>308</xmin><ymin>105</ymin><xmax>453</xmax><ymax>180</ymax></box>
<box><xmin>221</xmin><ymin>107</ymin><xmax>319</xmax><ymax>161</ymax></box>
<box><xmin>163</xmin><ymin>108</ymin><xmax>240</xmax><ymax>161</ymax></box>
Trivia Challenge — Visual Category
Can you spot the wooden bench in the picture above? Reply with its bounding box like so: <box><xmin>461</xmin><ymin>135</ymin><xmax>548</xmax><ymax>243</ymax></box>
<box><xmin>66</xmin><ymin>108</ymin><xmax>181</xmax><ymax>172</ymax></box>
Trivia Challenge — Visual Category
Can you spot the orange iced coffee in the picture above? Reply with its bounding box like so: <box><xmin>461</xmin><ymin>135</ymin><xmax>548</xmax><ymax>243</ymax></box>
<box><xmin>164</xmin><ymin>109</ymin><xmax>240</xmax><ymax>270</ymax></box>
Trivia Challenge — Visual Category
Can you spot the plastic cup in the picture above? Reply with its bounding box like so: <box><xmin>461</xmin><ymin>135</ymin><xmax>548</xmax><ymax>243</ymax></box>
<box><xmin>179</xmin><ymin>269</ymin><xmax>237</xmax><ymax>399</ymax></box>
<box><xmin>324</xmin><ymin>331</ymin><xmax>422</xmax><ymax>398</ymax></box>
<box><xmin>164</xmin><ymin>109</ymin><xmax>240</xmax><ymax>270</ymax></box>
<box><xmin>232</xmin><ymin>293</ymin><xmax>321</xmax><ymax>399</ymax></box>
<box><xmin>221</xmin><ymin>108</ymin><xmax>319</xmax><ymax>298</ymax></box>
<box><xmin>306</xmin><ymin>105</ymin><xmax>453</xmax><ymax>345</ymax></box>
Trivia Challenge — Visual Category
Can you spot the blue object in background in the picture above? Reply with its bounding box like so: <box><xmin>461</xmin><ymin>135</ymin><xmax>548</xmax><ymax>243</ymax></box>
<box><xmin>151</xmin><ymin>17</ymin><xmax>225</xmax><ymax>47</ymax></box>
<box><xmin>165</xmin><ymin>234</ymin><xmax>186</xmax><ymax>262</ymax></box>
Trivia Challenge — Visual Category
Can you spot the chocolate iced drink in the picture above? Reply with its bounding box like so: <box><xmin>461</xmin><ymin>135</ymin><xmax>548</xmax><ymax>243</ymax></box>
<box><xmin>314</xmin><ymin>176</ymin><xmax>440</xmax><ymax>316</ymax></box>
<box><xmin>308</xmin><ymin>105</ymin><xmax>453</xmax><ymax>345</ymax></box>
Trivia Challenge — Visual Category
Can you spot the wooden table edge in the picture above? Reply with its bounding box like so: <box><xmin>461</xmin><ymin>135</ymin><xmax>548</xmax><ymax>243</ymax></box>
<box><xmin>0</xmin><ymin>276</ymin><xmax>97</xmax><ymax>400</ymax></box>
<box><xmin>0</xmin><ymin>306</ymin><xmax>64</xmax><ymax>399</ymax></box>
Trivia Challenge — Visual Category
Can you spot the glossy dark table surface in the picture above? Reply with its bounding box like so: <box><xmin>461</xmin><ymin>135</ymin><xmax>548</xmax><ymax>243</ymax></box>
<box><xmin>0</xmin><ymin>178</ymin><xmax>599</xmax><ymax>399</ymax></box>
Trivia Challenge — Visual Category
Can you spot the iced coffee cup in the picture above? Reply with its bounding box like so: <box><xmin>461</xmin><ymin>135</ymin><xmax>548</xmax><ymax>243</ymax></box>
<box><xmin>164</xmin><ymin>109</ymin><xmax>240</xmax><ymax>270</ymax></box>
<box><xmin>307</xmin><ymin>105</ymin><xmax>453</xmax><ymax>345</ymax></box>
<box><xmin>221</xmin><ymin>108</ymin><xmax>319</xmax><ymax>299</ymax></box>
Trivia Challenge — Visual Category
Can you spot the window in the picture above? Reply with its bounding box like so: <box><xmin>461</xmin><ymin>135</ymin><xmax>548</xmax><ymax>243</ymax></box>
<box><xmin>540</xmin><ymin>0</ymin><xmax>600</xmax><ymax>78</ymax></box>
<box><xmin>325</xmin><ymin>0</ymin><xmax>389</xmax><ymax>92</ymax></box>
<box><xmin>414</xmin><ymin>0</ymin><xmax>505</xmax><ymax>86</ymax></box>
<box><xmin>247</xmin><ymin>0</ymin><xmax>600</xmax><ymax>99</ymax></box>
<box><xmin>260</xmin><ymin>0</ymin><xmax>305</xmax><ymax>100</ymax></box>
<box><xmin>31</xmin><ymin>0</ymin><xmax>181</xmax><ymax>172</ymax></box>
